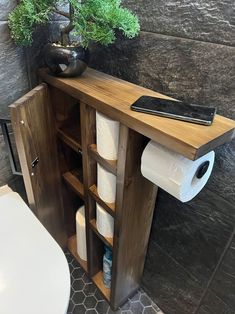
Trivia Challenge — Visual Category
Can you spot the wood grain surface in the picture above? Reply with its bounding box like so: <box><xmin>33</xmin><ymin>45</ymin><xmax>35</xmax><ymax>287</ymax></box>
<box><xmin>10</xmin><ymin>84</ymin><xmax>67</xmax><ymax>248</ymax></box>
<box><xmin>39</xmin><ymin>68</ymin><xmax>235</xmax><ymax>160</ymax></box>
<box><xmin>111</xmin><ymin>125</ymin><xmax>158</xmax><ymax>308</ymax></box>
<box><xmin>68</xmin><ymin>235</ymin><xmax>88</xmax><ymax>272</ymax></box>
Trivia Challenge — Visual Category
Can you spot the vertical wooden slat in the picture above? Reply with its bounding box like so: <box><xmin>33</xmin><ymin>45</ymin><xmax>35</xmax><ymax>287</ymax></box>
<box><xmin>111</xmin><ymin>125</ymin><xmax>158</xmax><ymax>308</ymax></box>
<box><xmin>80</xmin><ymin>102</ymin><xmax>103</xmax><ymax>276</ymax></box>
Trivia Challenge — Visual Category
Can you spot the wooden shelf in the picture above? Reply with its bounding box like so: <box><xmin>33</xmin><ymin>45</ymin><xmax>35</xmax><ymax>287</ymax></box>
<box><xmin>67</xmin><ymin>235</ymin><xmax>88</xmax><ymax>273</ymax></box>
<box><xmin>89</xmin><ymin>184</ymin><xmax>115</xmax><ymax>217</ymax></box>
<box><xmin>58</xmin><ymin>125</ymin><xmax>82</xmax><ymax>153</ymax></box>
<box><xmin>92</xmin><ymin>271</ymin><xmax>110</xmax><ymax>301</ymax></box>
<box><xmin>63</xmin><ymin>169</ymin><xmax>84</xmax><ymax>199</ymax></box>
<box><xmin>40</xmin><ymin>68</ymin><xmax>235</xmax><ymax>160</ymax></box>
<box><xmin>88</xmin><ymin>144</ymin><xmax>117</xmax><ymax>175</ymax></box>
<box><xmin>89</xmin><ymin>219</ymin><xmax>113</xmax><ymax>248</ymax></box>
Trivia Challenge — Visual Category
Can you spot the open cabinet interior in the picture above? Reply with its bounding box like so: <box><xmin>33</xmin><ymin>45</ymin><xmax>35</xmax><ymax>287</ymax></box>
<box><xmin>50</xmin><ymin>86</ymin><xmax>115</xmax><ymax>302</ymax></box>
<box><xmin>48</xmin><ymin>85</ymin><xmax>156</xmax><ymax>308</ymax></box>
<box><xmin>49</xmin><ymin>87</ymin><xmax>86</xmax><ymax>271</ymax></box>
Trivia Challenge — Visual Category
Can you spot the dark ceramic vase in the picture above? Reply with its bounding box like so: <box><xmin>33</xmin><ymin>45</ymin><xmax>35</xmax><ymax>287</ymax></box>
<box><xmin>44</xmin><ymin>43</ymin><xmax>89</xmax><ymax>77</ymax></box>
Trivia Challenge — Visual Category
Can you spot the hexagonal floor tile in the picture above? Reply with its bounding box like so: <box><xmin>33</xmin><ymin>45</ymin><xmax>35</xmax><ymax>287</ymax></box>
<box><xmin>140</xmin><ymin>293</ymin><xmax>152</xmax><ymax>307</ymax></box>
<box><xmin>120</xmin><ymin>300</ymin><xmax>131</xmax><ymax>311</ymax></box>
<box><xmin>65</xmin><ymin>251</ymin><xmax>164</xmax><ymax>314</ymax></box>
<box><xmin>95</xmin><ymin>300</ymin><xmax>109</xmax><ymax>314</ymax></box>
<box><xmin>129</xmin><ymin>290</ymin><xmax>141</xmax><ymax>302</ymax></box>
<box><xmin>67</xmin><ymin>300</ymin><xmax>75</xmax><ymax>313</ymax></box>
<box><xmin>72</xmin><ymin>291</ymin><xmax>86</xmax><ymax>305</ymax></box>
<box><xmin>73</xmin><ymin>278</ymin><xmax>85</xmax><ymax>291</ymax></box>
<box><xmin>72</xmin><ymin>267</ymin><xmax>84</xmax><ymax>279</ymax></box>
<box><xmin>83</xmin><ymin>282</ymin><xmax>96</xmax><ymax>296</ymax></box>
<box><xmin>84</xmin><ymin>295</ymin><xmax>97</xmax><ymax>309</ymax></box>
<box><xmin>94</xmin><ymin>289</ymin><xmax>103</xmax><ymax>302</ymax></box>
<box><xmin>73</xmin><ymin>304</ymin><xmax>86</xmax><ymax>314</ymax></box>
<box><xmin>129</xmin><ymin>301</ymin><xmax>144</xmax><ymax>314</ymax></box>
<box><xmin>71</xmin><ymin>259</ymin><xmax>80</xmax><ymax>268</ymax></box>
<box><xmin>143</xmin><ymin>306</ymin><xmax>159</xmax><ymax>314</ymax></box>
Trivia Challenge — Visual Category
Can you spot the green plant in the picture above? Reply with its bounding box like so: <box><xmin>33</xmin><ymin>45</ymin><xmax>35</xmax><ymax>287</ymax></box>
<box><xmin>8</xmin><ymin>0</ymin><xmax>140</xmax><ymax>47</ymax></box>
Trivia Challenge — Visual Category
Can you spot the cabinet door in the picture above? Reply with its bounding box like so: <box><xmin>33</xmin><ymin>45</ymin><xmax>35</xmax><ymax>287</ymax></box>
<box><xmin>10</xmin><ymin>84</ymin><xmax>67</xmax><ymax>248</ymax></box>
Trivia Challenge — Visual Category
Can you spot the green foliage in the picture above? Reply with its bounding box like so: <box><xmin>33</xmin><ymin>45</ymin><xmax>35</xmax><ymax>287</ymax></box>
<box><xmin>9</xmin><ymin>0</ymin><xmax>56</xmax><ymax>45</ymax></box>
<box><xmin>71</xmin><ymin>0</ymin><xmax>140</xmax><ymax>48</ymax></box>
<box><xmin>8</xmin><ymin>0</ymin><xmax>140</xmax><ymax>47</ymax></box>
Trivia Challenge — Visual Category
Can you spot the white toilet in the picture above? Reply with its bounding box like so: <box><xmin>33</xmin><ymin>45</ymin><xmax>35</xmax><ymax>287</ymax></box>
<box><xmin>0</xmin><ymin>186</ymin><xmax>70</xmax><ymax>314</ymax></box>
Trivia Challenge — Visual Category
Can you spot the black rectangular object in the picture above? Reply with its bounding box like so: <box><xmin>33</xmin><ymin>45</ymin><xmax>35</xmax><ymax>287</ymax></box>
<box><xmin>130</xmin><ymin>96</ymin><xmax>216</xmax><ymax>125</ymax></box>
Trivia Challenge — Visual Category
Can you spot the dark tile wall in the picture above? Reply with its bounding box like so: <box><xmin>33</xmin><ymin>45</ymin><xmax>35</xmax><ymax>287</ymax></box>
<box><xmin>123</xmin><ymin>0</ymin><xmax>235</xmax><ymax>46</ymax></box>
<box><xmin>89</xmin><ymin>1</ymin><xmax>235</xmax><ymax>314</ymax></box>
<box><xmin>0</xmin><ymin>1</ymin><xmax>66</xmax><ymax>190</ymax></box>
<box><xmin>209</xmin><ymin>235</ymin><xmax>235</xmax><ymax>310</ymax></box>
<box><xmin>0</xmin><ymin>2</ymin><xmax>29</xmax><ymax>187</ymax></box>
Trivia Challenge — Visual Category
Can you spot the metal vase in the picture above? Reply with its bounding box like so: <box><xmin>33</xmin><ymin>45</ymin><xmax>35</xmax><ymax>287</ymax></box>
<box><xmin>44</xmin><ymin>43</ymin><xmax>90</xmax><ymax>77</ymax></box>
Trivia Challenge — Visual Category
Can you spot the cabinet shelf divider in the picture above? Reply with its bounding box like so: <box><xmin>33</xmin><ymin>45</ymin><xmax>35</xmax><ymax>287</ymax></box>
<box><xmin>88</xmin><ymin>144</ymin><xmax>117</xmax><ymax>175</ymax></box>
<box><xmin>58</xmin><ymin>127</ymin><xmax>82</xmax><ymax>153</ymax></box>
<box><xmin>63</xmin><ymin>170</ymin><xmax>84</xmax><ymax>199</ymax></box>
<box><xmin>92</xmin><ymin>271</ymin><xmax>111</xmax><ymax>302</ymax></box>
<box><xmin>88</xmin><ymin>184</ymin><xmax>115</xmax><ymax>217</ymax></box>
<box><xmin>89</xmin><ymin>219</ymin><xmax>113</xmax><ymax>248</ymax></box>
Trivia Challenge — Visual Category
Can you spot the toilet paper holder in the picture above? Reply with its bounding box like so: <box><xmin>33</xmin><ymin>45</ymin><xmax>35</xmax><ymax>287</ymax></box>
<box><xmin>195</xmin><ymin>161</ymin><xmax>210</xmax><ymax>179</ymax></box>
<box><xmin>141</xmin><ymin>141</ymin><xmax>215</xmax><ymax>202</ymax></box>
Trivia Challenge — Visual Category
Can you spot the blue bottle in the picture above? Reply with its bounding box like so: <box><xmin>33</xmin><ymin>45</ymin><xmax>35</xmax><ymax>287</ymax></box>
<box><xmin>103</xmin><ymin>246</ymin><xmax>112</xmax><ymax>288</ymax></box>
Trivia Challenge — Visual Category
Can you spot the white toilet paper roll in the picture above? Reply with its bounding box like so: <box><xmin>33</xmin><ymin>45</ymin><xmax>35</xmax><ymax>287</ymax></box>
<box><xmin>96</xmin><ymin>203</ymin><xmax>114</xmax><ymax>238</ymax></box>
<box><xmin>76</xmin><ymin>206</ymin><xmax>87</xmax><ymax>261</ymax></box>
<box><xmin>96</xmin><ymin>111</ymin><xmax>120</xmax><ymax>160</ymax></box>
<box><xmin>141</xmin><ymin>141</ymin><xmax>215</xmax><ymax>202</ymax></box>
<box><xmin>97</xmin><ymin>163</ymin><xmax>116</xmax><ymax>203</ymax></box>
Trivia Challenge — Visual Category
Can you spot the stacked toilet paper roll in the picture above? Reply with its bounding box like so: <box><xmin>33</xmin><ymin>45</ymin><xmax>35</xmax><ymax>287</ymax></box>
<box><xmin>96</xmin><ymin>203</ymin><xmax>114</xmax><ymax>238</ymax></box>
<box><xmin>76</xmin><ymin>206</ymin><xmax>87</xmax><ymax>261</ymax></box>
<box><xmin>96</xmin><ymin>111</ymin><xmax>120</xmax><ymax>160</ymax></box>
<box><xmin>141</xmin><ymin>140</ymin><xmax>215</xmax><ymax>202</ymax></box>
<box><xmin>97</xmin><ymin>163</ymin><xmax>116</xmax><ymax>203</ymax></box>
<box><xmin>96</xmin><ymin>111</ymin><xmax>118</xmax><ymax>239</ymax></box>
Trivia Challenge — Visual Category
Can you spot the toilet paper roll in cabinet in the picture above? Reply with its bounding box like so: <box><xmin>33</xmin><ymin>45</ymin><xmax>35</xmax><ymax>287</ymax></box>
<box><xmin>97</xmin><ymin>163</ymin><xmax>116</xmax><ymax>203</ymax></box>
<box><xmin>96</xmin><ymin>111</ymin><xmax>120</xmax><ymax>160</ymax></box>
<box><xmin>96</xmin><ymin>203</ymin><xmax>114</xmax><ymax>238</ymax></box>
<box><xmin>141</xmin><ymin>140</ymin><xmax>215</xmax><ymax>202</ymax></box>
<box><xmin>76</xmin><ymin>206</ymin><xmax>87</xmax><ymax>261</ymax></box>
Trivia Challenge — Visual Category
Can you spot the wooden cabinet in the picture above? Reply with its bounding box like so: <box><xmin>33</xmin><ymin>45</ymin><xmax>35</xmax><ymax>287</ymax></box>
<box><xmin>10</xmin><ymin>68</ymin><xmax>235</xmax><ymax>310</ymax></box>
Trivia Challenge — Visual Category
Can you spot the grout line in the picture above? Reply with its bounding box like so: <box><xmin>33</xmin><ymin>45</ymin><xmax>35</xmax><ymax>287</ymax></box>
<box><xmin>0</xmin><ymin>20</ymin><xmax>234</xmax><ymax>50</ymax></box>
<box><xmin>206</xmin><ymin>186</ymin><xmax>235</xmax><ymax>211</ymax></box>
<box><xmin>151</xmin><ymin>240</ymin><xmax>202</xmax><ymax>285</ymax></box>
<box><xmin>219</xmin><ymin>270</ymin><xmax>235</xmax><ymax>280</ymax></box>
<box><xmin>193</xmin><ymin>227</ymin><xmax>235</xmax><ymax>314</ymax></box>
<box><xmin>139</xmin><ymin>30</ymin><xmax>235</xmax><ymax>48</ymax></box>
<box><xmin>185</xmin><ymin>192</ymin><xmax>235</xmax><ymax>224</ymax></box>
<box><xmin>202</xmin><ymin>290</ymin><xmax>235</xmax><ymax>313</ymax></box>
<box><xmin>23</xmin><ymin>47</ymin><xmax>33</xmax><ymax>90</ymax></box>
<box><xmin>0</xmin><ymin>18</ymin><xmax>234</xmax><ymax>48</ymax></box>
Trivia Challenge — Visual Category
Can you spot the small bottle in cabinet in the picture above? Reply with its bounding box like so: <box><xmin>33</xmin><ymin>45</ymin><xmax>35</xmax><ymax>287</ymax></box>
<box><xmin>103</xmin><ymin>245</ymin><xmax>112</xmax><ymax>288</ymax></box>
